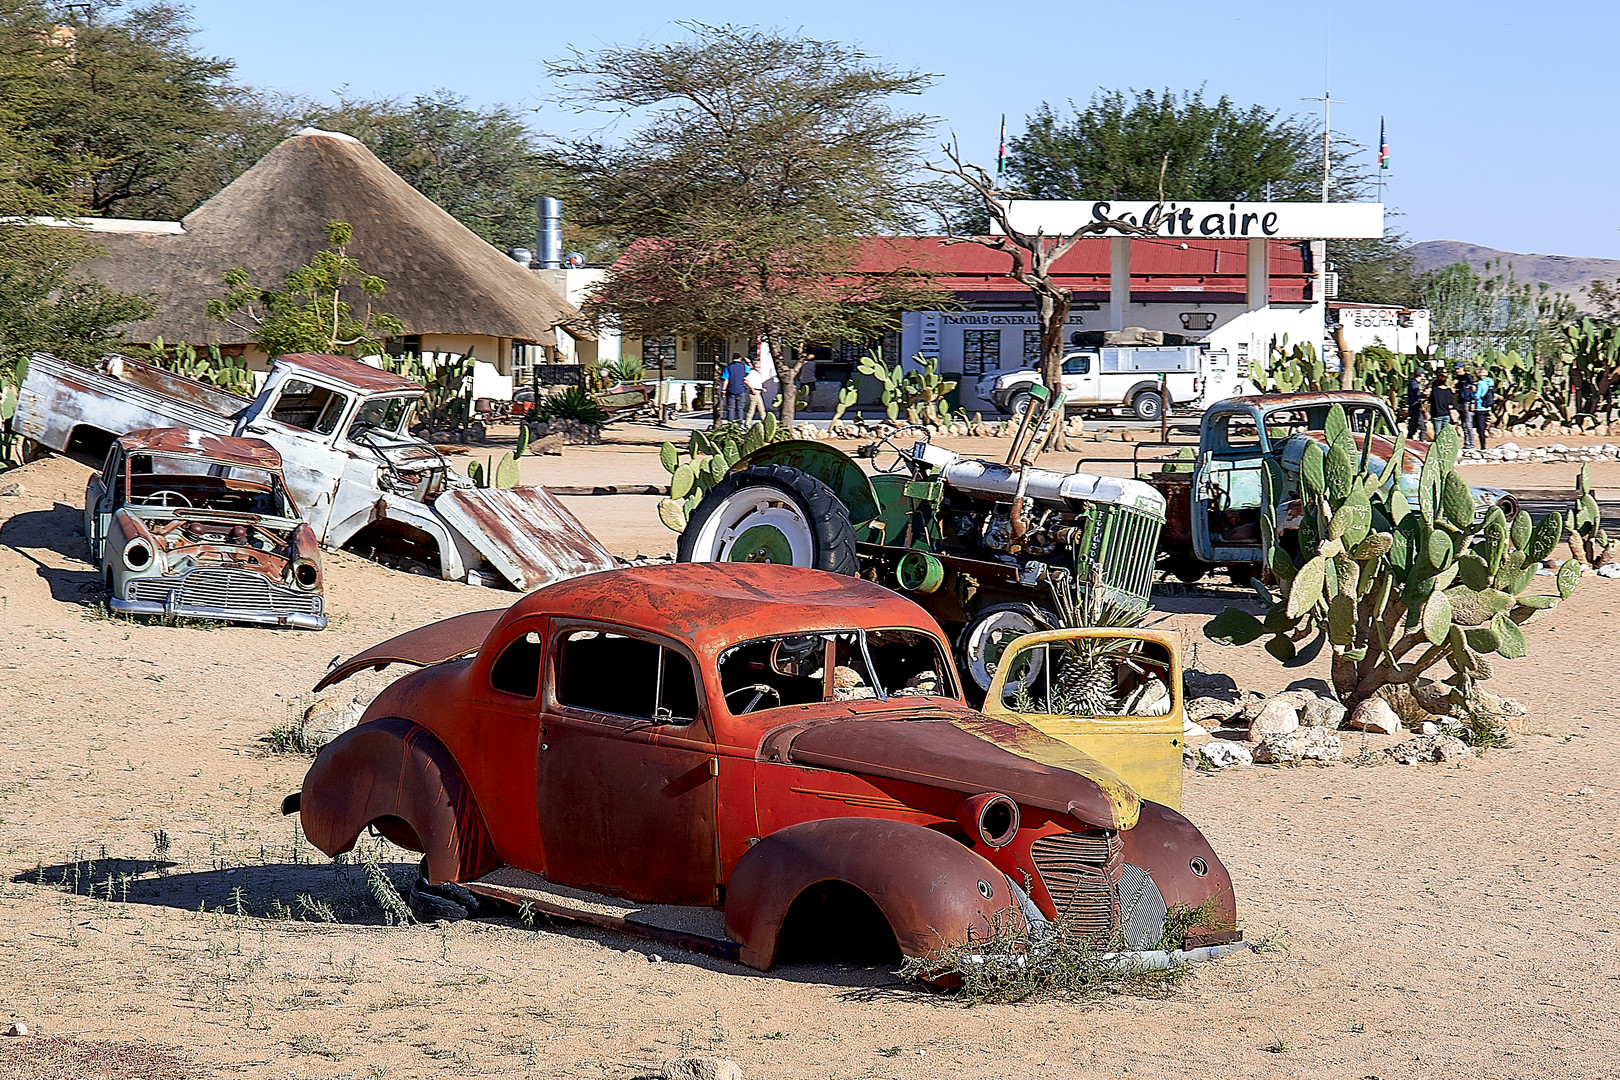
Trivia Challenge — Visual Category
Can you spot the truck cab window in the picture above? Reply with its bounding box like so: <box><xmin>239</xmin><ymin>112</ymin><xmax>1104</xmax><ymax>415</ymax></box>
<box><xmin>490</xmin><ymin>631</ymin><xmax>543</xmax><ymax>698</ymax></box>
<box><xmin>270</xmin><ymin>379</ymin><xmax>350</xmax><ymax>435</ymax></box>
<box><xmin>1062</xmin><ymin>354</ymin><xmax>1091</xmax><ymax>375</ymax></box>
<box><xmin>558</xmin><ymin>630</ymin><xmax>697</xmax><ymax>724</ymax></box>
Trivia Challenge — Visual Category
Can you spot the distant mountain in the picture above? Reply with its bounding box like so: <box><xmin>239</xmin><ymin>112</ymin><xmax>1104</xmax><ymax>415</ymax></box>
<box><xmin>1405</xmin><ymin>240</ymin><xmax>1620</xmax><ymax>311</ymax></box>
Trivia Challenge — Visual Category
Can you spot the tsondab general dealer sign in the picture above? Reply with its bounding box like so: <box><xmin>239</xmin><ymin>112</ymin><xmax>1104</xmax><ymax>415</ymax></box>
<box><xmin>1003</xmin><ymin>200</ymin><xmax>1385</xmax><ymax>240</ymax></box>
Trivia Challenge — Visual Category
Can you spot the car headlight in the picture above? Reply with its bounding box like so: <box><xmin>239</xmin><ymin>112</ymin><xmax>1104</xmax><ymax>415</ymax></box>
<box><xmin>288</xmin><ymin>558</ymin><xmax>320</xmax><ymax>591</ymax></box>
<box><xmin>122</xmin><ymin>538</ymin><xmax>153</xmax><ymax>571</ymax></box>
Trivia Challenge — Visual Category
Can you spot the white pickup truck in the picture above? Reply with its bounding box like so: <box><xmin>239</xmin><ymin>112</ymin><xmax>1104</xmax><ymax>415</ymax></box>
<box><xmin>977</xmin><ymin>345</ymin><xmax>1253</xmax><ymax>422</ymax></box>
<box><xmin>14</xmin><ymin>351</ymin><xmax>615</xmax><ymax>590</ymax></box>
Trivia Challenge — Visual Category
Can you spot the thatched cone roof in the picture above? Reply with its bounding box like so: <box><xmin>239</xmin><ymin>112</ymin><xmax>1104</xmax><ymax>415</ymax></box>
<box><xmin>83</xmin><ymin>128</ymin><xmax>591</xmax><ymax>347</ymax></box>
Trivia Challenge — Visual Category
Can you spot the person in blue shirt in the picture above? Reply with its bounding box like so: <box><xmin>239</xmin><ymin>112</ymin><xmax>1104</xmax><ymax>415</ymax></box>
<box><xmin>720</xmin><ymin>354</ymin><xmax>749</xmax><ymax>422</ymax></box>
<box><xmin>1473</xmin><ymin>371</ymin><xmax>1495</xmax><ymax>450</ymax></box>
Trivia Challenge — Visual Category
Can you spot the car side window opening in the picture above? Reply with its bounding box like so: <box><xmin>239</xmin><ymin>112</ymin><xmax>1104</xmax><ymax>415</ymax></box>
<box><xmin>999</xmin><ymin>638</ymin><xmax>1174</xmax><ymax>718</ymax></box>
<box><xmin>269</xmin><ymin>379</ymin><xmax>350</xmax><ymax>435</ymax></box>
<box><xmin>558</xmin><ymin>629</ymin><xmax>699</xmax><ymax>724</ymax></box>
<box><xmin>718</xmin><ymin>629</ymin><xmax>952</xmax><ymax>715</ymax></box>
<box><xmin>1062</xmin><ymin>354</ymin><xmax>1091</xmax><ymax>375</ymax></box>
<box><xmin>490</xmin><ymin>630</ymin><xmax>543</xmax><ymax>698</ymax></box>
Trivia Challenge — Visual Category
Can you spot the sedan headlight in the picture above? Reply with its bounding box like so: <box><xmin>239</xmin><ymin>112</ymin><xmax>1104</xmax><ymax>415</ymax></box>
<box><xmin>288</xmin><ymin>558</ymin><xmax>320</xmax><ymax>591</ymax></box>
<box><xmin>122</xmin><ymin>538</ymin><xmax>154</xmax><ymax>571</ymax></box>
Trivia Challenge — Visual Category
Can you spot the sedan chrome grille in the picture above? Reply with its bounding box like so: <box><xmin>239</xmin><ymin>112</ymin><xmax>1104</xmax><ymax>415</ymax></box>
<box><xmin>129</xmin><ymin>568</ymin><xmax>322</xmax><ymax>614</ymax></box>
<box><xmin>1031</xmin><ymin>830</ymin><xmax>1123</xmax><ymax>939</ymax></box>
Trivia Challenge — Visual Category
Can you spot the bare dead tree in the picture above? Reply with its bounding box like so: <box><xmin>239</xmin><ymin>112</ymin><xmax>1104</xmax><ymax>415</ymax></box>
<box><xmin>928</xmin><ymin>142</ymin><xmax>1162</xmax><ymax>450</ymax></box>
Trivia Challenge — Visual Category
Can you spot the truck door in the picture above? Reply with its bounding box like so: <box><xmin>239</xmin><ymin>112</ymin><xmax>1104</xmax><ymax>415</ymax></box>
<box><xmin>1190</xmin><ymin>409</ymin><xmax>1268</xmax><ymax>566</ymax></box>
<box><xmin>1061</xmin><ymin>352</ymin><xmax>1098</xmax><ymax>404</ymax></box>
<box><xmin>240</xmin><ymin>378</ymin><xmax>354</xmax><ymax>538</ymax></box>
<box><xmin>85</xmin><ymin>445</ymin><xmax>120</xmax><ymax>561</ymax></box>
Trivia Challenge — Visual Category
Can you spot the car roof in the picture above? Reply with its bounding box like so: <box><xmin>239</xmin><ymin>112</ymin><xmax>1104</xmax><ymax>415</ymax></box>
<box><xmin>497</xmin><ymin>562</ymin><xmax>943</xmax><ymax>655</ymax></box>
<box><xmin>273</xmin><ymin>353</ymin><xmax>422</xmax><ymax>395</ymax></box>
<box><xmin>118</xmin><ymin>427</ymin><xmax>283</xmax><ymax>471</ymax></box>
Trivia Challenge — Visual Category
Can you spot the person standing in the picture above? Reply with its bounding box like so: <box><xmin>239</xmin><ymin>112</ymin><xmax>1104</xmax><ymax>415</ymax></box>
<box><xmin>1474</xmin><ymin>370</ymin><xmax>1496</xmax><ymax>450</ymax></box>
<box><xmin>1429</xmin><ymin>370</ymin><xmax>1456</xmax><ymax>438</ymax></box>
<box><xmin>720</xmin><ymin>353</ymin><xmax>749</xmax><ymax>423</ymax></box>
<box><xmin>1406</xmin><ymin>371</ymin><xmax>1429</xmax><ymax>440</ymax></box>
<box><xmin>1456</xmin><ymin>367</ymin><xmax>1478</xmax><ymax>449</ymax></box>
<box><xmin>743</xmin><ymin>355</ymin><xmax>769</xmax><ymax>424</ymax></box>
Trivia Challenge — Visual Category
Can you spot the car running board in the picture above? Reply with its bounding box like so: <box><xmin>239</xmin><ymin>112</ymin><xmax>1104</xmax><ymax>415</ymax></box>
<box><xmin>463</xmin><ymin>866</ymin><xmax>738</xmax><ymax>964</ymax></box>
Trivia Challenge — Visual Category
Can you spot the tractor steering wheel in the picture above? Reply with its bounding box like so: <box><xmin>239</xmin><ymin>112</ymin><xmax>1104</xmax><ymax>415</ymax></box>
<box><xmin>724</xmin><ymin>683</ymin><xmax>783</xmax><ymax>714</ymax></box>
<box><xmin>872</xmin><ymin>425</ymin><xmax>931</xmax><ymax>475</ymax></box>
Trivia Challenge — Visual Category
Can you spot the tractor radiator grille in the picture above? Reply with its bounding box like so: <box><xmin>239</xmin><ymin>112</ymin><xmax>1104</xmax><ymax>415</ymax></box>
<box><xmin>1091</xmin><ymin>505</ymin><xmax>1164</xmax><ymax>612</ymax></box>
<box><xmin>129</xmin><ymin>568</ymin><xmax>322</xmax><ymax>615</ymax></box>
<box><xmin>1031</xmin><ymin>830</ymin><xmax>1123</xmax><ymax>939</ymax></box>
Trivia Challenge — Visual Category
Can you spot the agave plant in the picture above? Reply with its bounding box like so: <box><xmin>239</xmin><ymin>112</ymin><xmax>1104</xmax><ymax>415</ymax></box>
<box><xmin>1205</xmin><ymin>405</ymin><xmax>1574</xmax><ymax>710</ymax></box>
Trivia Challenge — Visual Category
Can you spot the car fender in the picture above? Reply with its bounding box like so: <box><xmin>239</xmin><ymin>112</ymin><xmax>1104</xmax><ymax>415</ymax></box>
<box><xmin>723</xmin><ymin>817</ymin><xmax>1017</xmax><ymax>970</ymax></box>
<box><xmin>1120</xmin><ymin>800</ymin><xmax>1237</xmax><ymax>937</ymax></box>
<box><xmin>730</xmin><ymin>440</ymin><xmax>881</xmax><ymax>526</ymax></box>
<box><xmin>292</xmin><ymin>716</ymin><xmax>497</xmax><ymax>884</ymax></box>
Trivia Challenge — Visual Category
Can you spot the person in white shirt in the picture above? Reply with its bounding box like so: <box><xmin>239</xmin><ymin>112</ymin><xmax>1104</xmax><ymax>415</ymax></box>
<box><xmin>743</xmin><ymin>356</ymin><xmax>769</xmax><ymax>423</ymax></box>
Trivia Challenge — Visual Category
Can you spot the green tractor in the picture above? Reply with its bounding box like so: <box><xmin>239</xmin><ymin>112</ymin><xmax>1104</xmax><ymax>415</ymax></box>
<box><xmin>675</xmin><ymin>391</ymin><xmax>1167</xmax><ymax>695</ymax></box>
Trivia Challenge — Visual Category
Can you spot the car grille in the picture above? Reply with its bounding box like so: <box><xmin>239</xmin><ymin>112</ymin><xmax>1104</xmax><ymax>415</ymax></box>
<box><xmin>128</xmin><ymin>568</ymin><xmax>322</xmax><ymax>614</ymax></box>
<box><xmin>1031</xmin><ymin>830</ymin><xmax>1123</xmax><ymax>939</ymax></box>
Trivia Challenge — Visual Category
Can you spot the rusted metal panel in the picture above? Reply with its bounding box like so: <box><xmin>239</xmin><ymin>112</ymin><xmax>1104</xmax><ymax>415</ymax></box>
<box><xmin>274</xmin><ymin>353</ymin><xmax>422</xmax><ymax>394</ymax></box>
<box><xmin>1120</xmin><ymin>800</ymin><xmax>1238</xmax><ymax>941</ymax></box>
<box><xmin>435</xmin><ymin>487</ymin><xmax>616</xmax><ymax>592</ymax></box>
<box><xmin>15</xmin><ymin>352</ymin><xmax>236</xmax><ymax>451</ymax></box>
<box><xmin>313</xmin><ymin>608</ymin><xmax>506</xmax><ymax>691</ymax></box>
<box><xmin>120</xmin><ymin>428</ymin><xmax>282</xmax><ymax>470</ymax></box>
<box><xmin>762</xmin><ymin>715</ymin><xmax>1140</xmax><ymax>831</ymax></box>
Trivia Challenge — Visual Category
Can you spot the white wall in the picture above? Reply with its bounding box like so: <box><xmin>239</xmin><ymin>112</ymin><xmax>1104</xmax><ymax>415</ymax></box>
<box><xmin>1335</xmin><ymin>306</ymin><xmax>1431</xmax><ymax>355</ymax></box>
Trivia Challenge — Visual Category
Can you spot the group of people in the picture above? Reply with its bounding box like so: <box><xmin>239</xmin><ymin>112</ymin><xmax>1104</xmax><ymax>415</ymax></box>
<box><xmin>1406</xmin><ymin>364</ymin><xmax>1497</xmax><ymax>449</ymax></box>
<box><xmin>719</xmin><ymin>353</ymin><xmax>772</xmax><ymax>423</ymax></box>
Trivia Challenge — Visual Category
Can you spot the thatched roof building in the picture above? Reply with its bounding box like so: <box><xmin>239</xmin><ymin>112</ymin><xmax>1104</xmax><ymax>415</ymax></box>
<box><xmin>54</xmin><ymin>128</ymin><xmax>591</xmax><ymax>375</ymax></box>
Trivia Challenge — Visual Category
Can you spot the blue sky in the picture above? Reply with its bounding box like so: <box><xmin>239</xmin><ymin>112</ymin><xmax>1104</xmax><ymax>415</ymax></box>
<box><xmin>182</xmin><ymin>0</ymin><xmax>1620</xmax><ymax>259</ymax></box>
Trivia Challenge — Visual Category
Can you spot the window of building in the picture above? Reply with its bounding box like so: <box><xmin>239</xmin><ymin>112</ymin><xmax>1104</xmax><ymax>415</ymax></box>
<box><xmin>643</xmin><ymin>336</ymin><xmax>677</xmax><ymax>375</ymax></box>
<box><xmin>695</xmin><ymin>339</ymin><xmax>724</xmax><ymax>383</ymax></box>
<box><xmin>1022</xmin><ymin>329</ymin><xmax>1043</xmax><ymax>367</ymax></box>
<box><xmin>490</xmin><ymin>631</ymin><xmax>543</xmax><ymax>698</ymax></box>
<box><xmin>268</xmin><ymin>379</ymin><xmax>349</xmax><ymax>435</ymax></box>
<box><xmin>961</xmin><ymin>329</ymin><xmax>1000</xmax><ymax>376</ymax></box>
<box><xmin>558</xmin><ymin>629</ymin><xmax>698</xmax><ymax>724</ymax></box>
<box><xmin>385</xmin><ymin>335</ymin><xmax>423</xmax><ymax>359</ymax></box>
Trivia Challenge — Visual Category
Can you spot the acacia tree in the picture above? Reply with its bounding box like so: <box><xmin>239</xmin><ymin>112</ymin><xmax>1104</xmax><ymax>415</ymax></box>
<box><xmin>205</xmin><ymin>220</ymin><xmax>403</xmax><ymax>357</ymax></box>
<box><xmin>550</xmin><ymin>23</ymin><xmax>945</xmax><ymax>425</ymax></box>
<box><xmin>929</xmin><ymin>144</ymin><xmax>1158</xmax><ymax>451</ymax></box>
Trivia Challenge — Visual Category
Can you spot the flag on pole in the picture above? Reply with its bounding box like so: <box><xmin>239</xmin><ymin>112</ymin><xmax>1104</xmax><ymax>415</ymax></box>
<box><xmin>1379</xmin><ymin>117</ymin><xmax>1389</xmax><ymax>170</ymax></box>
<box><xmin>997</xmin><ymin>114</ymin><xmax>1006</xmax><ymax>177</ymax></box>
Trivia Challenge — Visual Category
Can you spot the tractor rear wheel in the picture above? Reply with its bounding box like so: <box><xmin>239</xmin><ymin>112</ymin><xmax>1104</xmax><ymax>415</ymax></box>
<box><xmin>677</xmin><ymin>465</ymin><xmax>859</xmax><ymax>576</ymax></box>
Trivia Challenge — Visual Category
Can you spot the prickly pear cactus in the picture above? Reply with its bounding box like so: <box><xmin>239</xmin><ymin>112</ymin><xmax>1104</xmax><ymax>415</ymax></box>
<box><xmin>655</xmin><ymin>416</ymin><xmax>793</xmax><ymax>531</ymax></box>
<box><xmin>1252</xmin><ymin>335</ymin><xmax>1328</xmax><ymax>394</ymax></box>
<box><xmin>1567</xmin><ymin>463</ymin><xmax>1615</xmax><ymax>567</ymax></box>
<box><xmin>1204</xmin><ymin>404</ymin><xmax>1574</xmax><ymax>709</ymax></box>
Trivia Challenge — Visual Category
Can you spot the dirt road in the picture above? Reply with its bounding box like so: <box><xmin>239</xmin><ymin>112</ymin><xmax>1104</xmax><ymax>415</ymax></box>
<box><xmin>0</xmin><ymin>445</ymin><xmax>1615</xmax><ymax>1080</ymax></box>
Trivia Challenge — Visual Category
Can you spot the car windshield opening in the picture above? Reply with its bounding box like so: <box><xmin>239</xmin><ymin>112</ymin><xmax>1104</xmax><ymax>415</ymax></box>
<box><xmin>348</xmin><ymin>396</ymin><xmax>415</xmax><ymax>438</ymax></box>
<box><xmin>125</xmin><ymin>454</ymin><xmax>294</xmax><ymax>516</ymax></box>
<box><xmin>997</xmin><ymin>637</ymin><xmax>1174</xmax><ymax>718</ymax></box>
<box><xmin>717</xmin><ymin>629</ymin><xmax>952</xmax><ymax>715</ymax></box>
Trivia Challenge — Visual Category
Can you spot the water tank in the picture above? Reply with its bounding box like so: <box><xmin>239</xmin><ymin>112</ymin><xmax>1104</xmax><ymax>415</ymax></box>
<box><xmin>537</xmin><ymin>197</ymin><xmax>563</xmax><ymax>269</ymax></box>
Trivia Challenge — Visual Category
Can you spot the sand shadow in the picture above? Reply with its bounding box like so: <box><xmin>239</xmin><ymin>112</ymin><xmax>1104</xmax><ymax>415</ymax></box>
<box><xmin>0</xmin><ymin>503</ymin><xmax>105</xmax><ymax>606</ymax></box>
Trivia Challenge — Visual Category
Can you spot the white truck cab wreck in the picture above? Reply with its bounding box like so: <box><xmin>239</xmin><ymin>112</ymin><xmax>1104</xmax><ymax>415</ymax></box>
<box><xmin>15</xmin><ymin>351</ymin><xmax>614</xmax><ymax>590</ymax></box>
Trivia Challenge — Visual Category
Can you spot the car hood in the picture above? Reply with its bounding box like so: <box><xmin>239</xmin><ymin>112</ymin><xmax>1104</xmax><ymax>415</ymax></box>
<box><xmin>757</xmin><ymin>710</ymin><xmax>1141</xmax><ymax>831</ymax></box>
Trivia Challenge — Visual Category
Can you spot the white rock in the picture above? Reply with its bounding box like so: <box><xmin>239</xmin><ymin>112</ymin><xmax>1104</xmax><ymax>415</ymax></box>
<box><xmin>662</xmin><ymin>1059</ymin><xmax>742</xmax><ymax>1080</ymax></box>
<box><xmin>1247</xmin><ymin>699</ymin><xmax>1300</xmax><ymax>741</ymax></box>
<box><xmin>4</xmin><ymin>1022</ymin><xmax>26</xmax><ymax>1037</ymax></box>
<box><xmin>1419</xmin><ymin>721</ymin><xmax>1440</xmax><ymax>736</ymax></box>
<box><xmin>1253</xmin><ymin>727</ymin><xmax>1343</xmax><ymax>764</ymax></box>
<box><xmin>1301</xmin><ymin>697</ymin><xmax>1347</xmax><ymax>729</ymax></box>
<box><xmin>1186</xmin><ymin>696</ymin><xmax>1240</xmax><ymax>725</ymax></box>
<box><xmin>1597</xmin><ymin>563</ymin><xmax>1620</xmax><ymax>579</ymax></box>
<box><xmin>1385</xmin><ymin>734</ymin><xmax>1474</xmax><ymax>765</ymax></box>
<box><xmin>1347</xmin><ymin>698</ymin><xmax>1403</xmax><ymax>735</ymax></box>
<box><xmin>1198</xmin><ymin>742</ymin><xmax>1252</xmax><ymax>769</ymax></box>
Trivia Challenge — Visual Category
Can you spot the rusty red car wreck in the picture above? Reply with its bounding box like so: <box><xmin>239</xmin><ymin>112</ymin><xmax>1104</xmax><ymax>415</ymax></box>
<box><xmin>284</xmin><ymin>563</ymin><xmax>1238</xmax><ymax>969</ymax></box>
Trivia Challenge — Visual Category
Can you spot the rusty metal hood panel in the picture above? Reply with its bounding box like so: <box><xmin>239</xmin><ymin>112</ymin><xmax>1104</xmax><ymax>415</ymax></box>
<box><xmin>762</xmin><ymin>714</ymin><xmax>1141</xmax><ymax>831</ymax></box>
<box><xmin>434</xmin><ymin>487</ymin><xmax>616</xmax><ymax>592</ymax></box>
<box><xmin>313</xmin><ymin>607</ymin><xmax>506</xmax><ymax>691</ymax></box>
